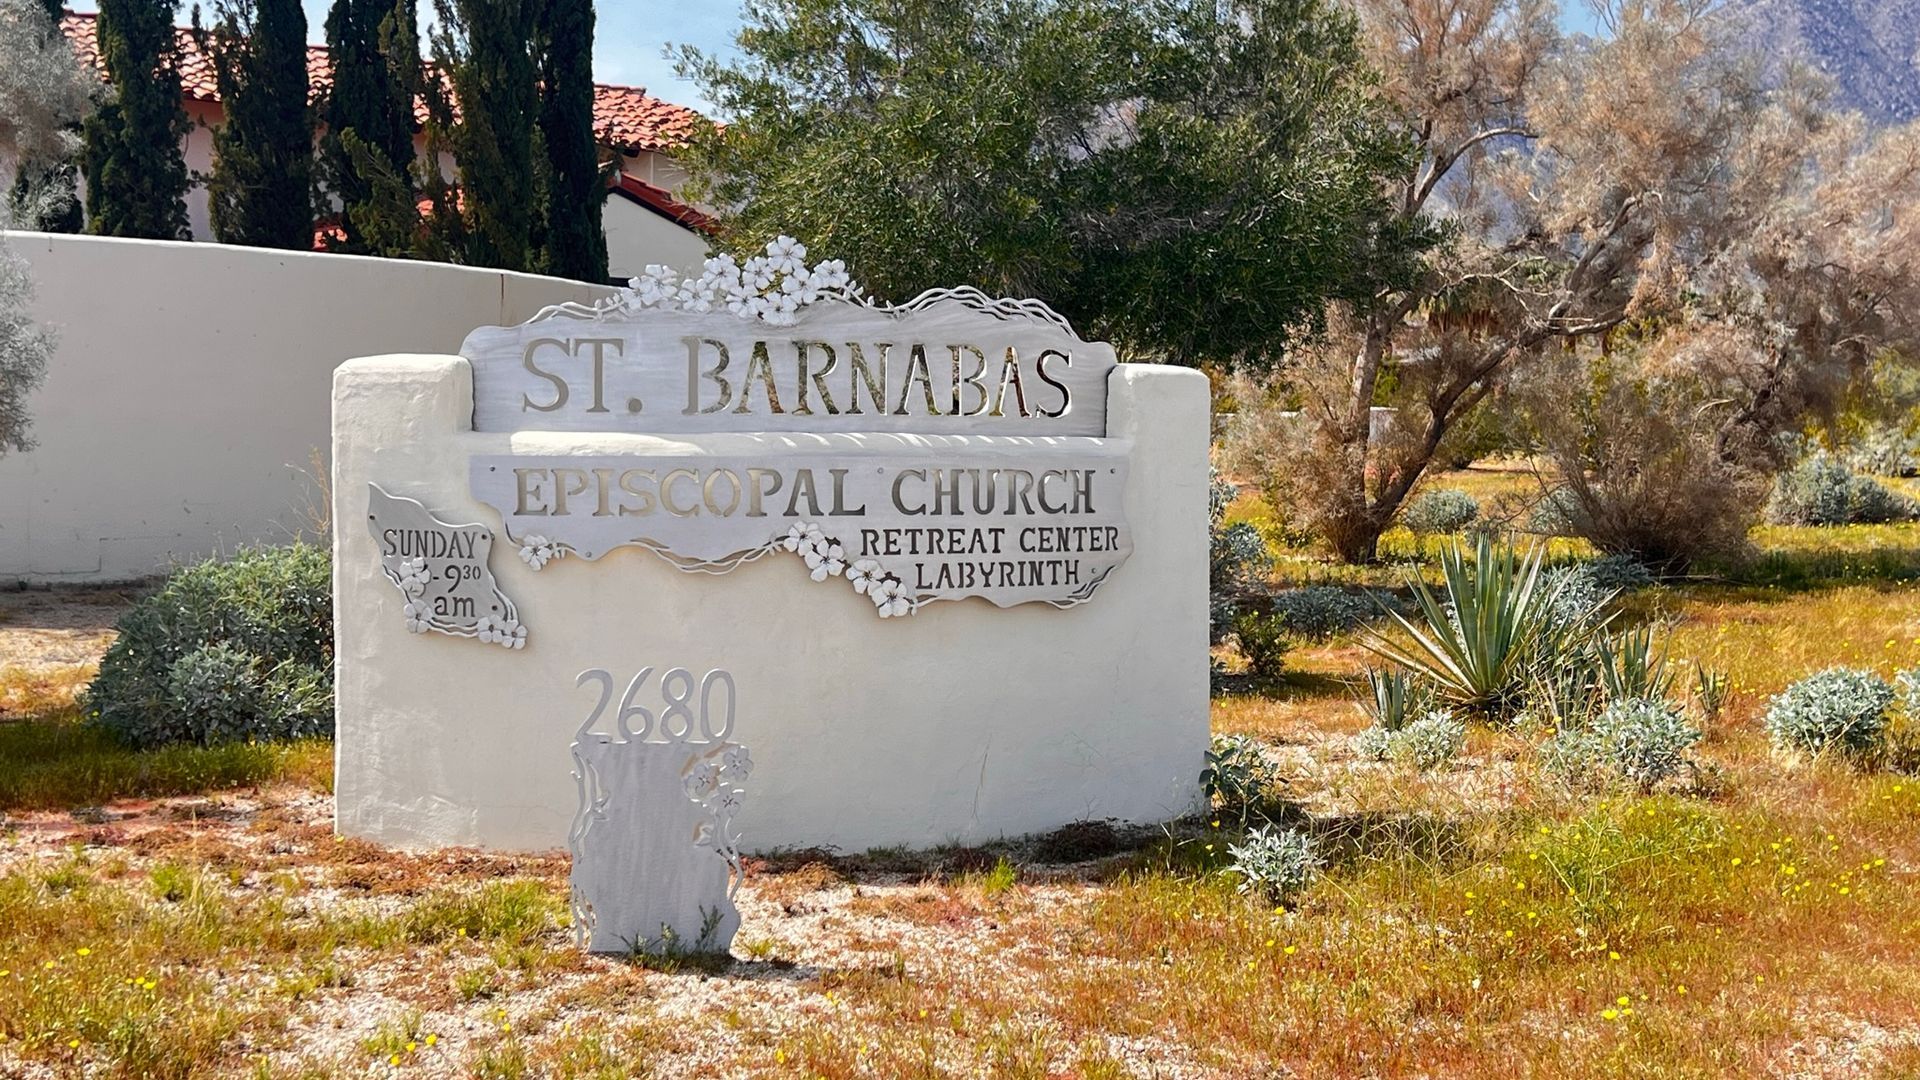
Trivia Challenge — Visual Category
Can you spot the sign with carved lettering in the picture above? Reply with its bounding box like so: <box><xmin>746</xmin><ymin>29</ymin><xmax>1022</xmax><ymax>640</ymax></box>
<box><xmin>470</xmin><ymin>443</ymin><xmax>1131</xmax><ymax>615</ymax></box>
<box><xmin>367</xmin><ymin>484</ymin><xmax>528</xmax><ymax>646</ymax></box>
<box><xmin>460</xmin><ymin>291</ymin><xmax>1118</xmax><ymax>437</ymax></box>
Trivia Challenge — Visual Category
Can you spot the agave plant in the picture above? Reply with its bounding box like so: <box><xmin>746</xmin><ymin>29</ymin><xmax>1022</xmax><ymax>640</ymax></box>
<box><xmin>1366</xmin><ymin>535</ymin><xmax>1595</xmax><ymax>719</ymax></box>
<box><xmin>1530</xmin><ymin>652</ymin><xmax>1601</xmax><ymax>730</ymax></box>
<box><xmin>1593</xmin><ymin>623</ymin><xmax>1673</xmax><ymax>702</ymax></box>
<box><xmin>1355</xmin><ymin>666</ymin><xmax>1428</xmax><ymax>732</ymax></box>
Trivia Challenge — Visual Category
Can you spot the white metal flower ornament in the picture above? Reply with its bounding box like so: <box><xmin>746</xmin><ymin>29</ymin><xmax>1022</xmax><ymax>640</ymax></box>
<box><xmin>515</xmin><ymin>518</ymin><xmax>920</xmax><ymax>619</ymax></box>
<box><xmin>622</xmin><ymin>236</ymin><xmax>859</xmax><ymax>327</ymax></box>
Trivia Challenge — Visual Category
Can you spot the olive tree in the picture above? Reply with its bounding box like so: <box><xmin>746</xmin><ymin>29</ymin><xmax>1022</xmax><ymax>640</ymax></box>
<box><xmin>0</xmin><ymin>195</ymin><xmax>55</xmax><ymax>455</ymax></box>
<box><xmin>0</xmin><ymin>0</ymin><xmax>98</xmax><ymax>228</ymax></box>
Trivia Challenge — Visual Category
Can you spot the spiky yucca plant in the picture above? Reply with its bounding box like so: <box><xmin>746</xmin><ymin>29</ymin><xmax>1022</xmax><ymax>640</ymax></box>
<box><xmin>1366</xmin><ymin>536</ymin><xmax>1596</xmax><ymax>719</ymax></box>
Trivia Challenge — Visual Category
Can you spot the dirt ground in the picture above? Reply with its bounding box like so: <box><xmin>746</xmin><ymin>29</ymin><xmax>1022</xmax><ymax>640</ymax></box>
<box><xmin>0</xmin><ymin>587</ymin><xmax>132</xmax><ymax>671</ymax></box>
<box><xmin>0</xmin><ymin>587</ymin><xmax>134</xmax><ymax>719</ymax></box>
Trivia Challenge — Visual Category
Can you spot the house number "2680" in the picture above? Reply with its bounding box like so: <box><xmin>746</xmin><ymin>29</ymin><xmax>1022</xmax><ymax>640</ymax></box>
<box><xmin>574</xmin><ymin>667</ymin><xmax>736</xmax><ymax>744</ymax></box>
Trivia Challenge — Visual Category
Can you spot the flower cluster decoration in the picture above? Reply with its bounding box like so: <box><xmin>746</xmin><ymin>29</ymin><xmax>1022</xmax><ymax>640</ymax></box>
<box><xmin>518</xmin><ymin>534</ymin><xmax>561</xmax><ymax>571</ymax></box>
<box><xmin>783</xmin><ymin>522</ymin><xmax>915</xmax><ymax>618</ymax></box>
<box><xmin>473</xmin><ymin>615</ymin><xmax>527</xmax><ymax>650</ymax></box>
<box><xmin>396</xmin><ymin>558</ymin><xmax>433</xmax><ymax>633</ymax></box>
<box><xmin>623</xmin><ymin>236</ymin><xmax>858</xmax><ymax>326</ymax></box>
<box><xmin>682</xmin><ymin>741</ymin><xmax>753</xmax><ymax>899</ymax></box>
<box><xmin>510</xmin><ymin>520</ymin><xmax>919</xmax><ymax>618</ymax></box>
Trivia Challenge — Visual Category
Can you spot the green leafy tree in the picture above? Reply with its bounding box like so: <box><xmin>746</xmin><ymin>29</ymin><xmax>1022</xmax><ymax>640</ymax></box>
<box><xmin>320</xmin><ymin>0</ymin><xmax>419</xmax><ymax>254</ymax></box>
<box><xmin>81</xmin><ymin>0</ymin><xmax>192</xmax><ymax>239</ymax></box>
<box><xmin>196</xmin><ymin>0</ymin><xmax>315</xmax><ymax>249</ymax></box>
<box><xmin>432</xmin><ymin>0</ymin><xmax>537</xmax><ymax>271</ymax></box>
<box><xmin>532</xmin><ymin>0</ymin><xmax>607</xmax><ymax>281</ymax></box>
<box><xmin>676</xmin><ymin>0</ymin><xmax>1426</xmax><ymax>366</ymax></box>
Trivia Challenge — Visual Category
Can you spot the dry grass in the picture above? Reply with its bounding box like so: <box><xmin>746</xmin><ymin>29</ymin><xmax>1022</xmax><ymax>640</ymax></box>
<box><xmin>0</xmin><ymin>711</ymin><xmax>334</xmax><ymax>812</ymax></box>
<box><xmin>3</xmin><ymin>541</ymin><xmax>1920</xmax><ymax>1075</ymax></box>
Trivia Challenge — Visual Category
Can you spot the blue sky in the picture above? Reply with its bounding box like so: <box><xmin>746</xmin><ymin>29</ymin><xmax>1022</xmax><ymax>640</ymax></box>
<box><xmin>74</xmin><ymin>2</ymin><xmax>1606</xmax><ymax>116</ymax></box>
<box><xmin>69</xmin><ymin>1</ymin><xmax>740</xmax><ymax>110</ymax></box>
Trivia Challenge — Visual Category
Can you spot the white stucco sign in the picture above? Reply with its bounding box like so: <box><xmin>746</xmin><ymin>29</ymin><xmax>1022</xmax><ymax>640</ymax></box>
<box><xmin>332</xmin><ymin>240</ymin><xmax>1209</xmax><ymax>855</ymax></box>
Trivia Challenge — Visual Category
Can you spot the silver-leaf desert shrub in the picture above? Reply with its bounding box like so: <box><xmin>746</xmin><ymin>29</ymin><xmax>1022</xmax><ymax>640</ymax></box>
<box><xmin>1763</xmin><ymin>667</ymin><xmax>1894</xmax><ymax>760</ymax></box>
<box><xmin>1355</xmin><ymin>708</ymin><xmax>1465</xmax><ymax>771</ymax></box>
<box><xmin>1209</xmin><ymin>468</ymin><xmax>1272</xmax><ymax>639</ymax></box>
<box><xmin>1351</xmin><ymin>724</ymin><xmax>1394</xmax><ymax>762</ymax></box>
<box><xmin>1402</xmin><ymin>488</ymin><xmax>1480</xmax><ymax>535</ymax></box>
<box><xmin>1845</xmin><ymin>425</ymin><xmax>1920</xmax><ymax>478</ymax></box>
<box><xmin>1390</xmin><ymin>710</ymin><xmax>1467</xmax><ymax>771</ymax></box>
<box><xmin>1542</xmin><ymin>698</ymin><xmax>1701</xmax><ymax>791</ymax></box>
<box><xmin>1527</xmin><ymin>488</ymin><xmax>1580</xmax><ymax>536</ymax></box>
<box><xmin>1541</xmin><ymin>554</ymin><xmax>1653</xmax><ymax>629</ymax></box>
<box><xmin>1226</xmin><ymin>824</ymin><xmax>1319</xmax><ymax>902</ymax></box>
<box><xmin>85</xmin><ymin>544</ymin><xmax>333</xmax><ymax>748</ymax></box>
<box><xmin>1765</xmin><ymin>451</ymin><xmax>1919</xmax><ymax>526</ymax></box>
<box><xmin>1542</xmin><ymin>564</ymin><xmax>1611</xmax><ymax>630</ymax></box>
<box><xmin>1267</xmin><ymin>585</ymin><xmax>1377</xmax><ymax>642</ymax></box>
<box><xmin>1594</xmin><ymin>698</ymin><xmax>1700</xmax><ymax>789</ymax></box>
<box><xmin>1584</xmin><ymin>553</ymin><xmax>1656</xmax><ymax>593</ymax></box>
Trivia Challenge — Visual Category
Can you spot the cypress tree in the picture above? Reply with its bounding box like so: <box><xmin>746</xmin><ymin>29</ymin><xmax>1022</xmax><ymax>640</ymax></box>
<box><xmin>81</xmin><ymin>0</ymin><xmax>192</xmax><ymax>239</ymax></box>
<box><xmin>198</xmin><ymin>0</ymin><xmax>315</xmax><ymax>249</ymax></box>
<box><xmin>320</xmin><ymin>0</ymin><xmax>419</xmax><ymax>254</ymax></box>
<box><xmin>433</xmin><ymin>0</ymin><xmax>537</xmax><ymax>271</ymax></box>
<box><xmin>533</xmin><ymin>0</ymin><xmax>606</xmax><ymax>282</ymax></box>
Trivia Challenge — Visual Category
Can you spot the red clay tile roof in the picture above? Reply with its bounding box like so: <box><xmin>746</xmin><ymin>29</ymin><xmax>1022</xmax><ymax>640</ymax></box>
<box><xmin>60</xmin><ymin>10</ymin><xmax>705</xmax><ymax>154</ymax></box>
<box><xmin>611</xmin><ymin>172</ymin><xmax>717</xmax><ymax>234</ymax></box>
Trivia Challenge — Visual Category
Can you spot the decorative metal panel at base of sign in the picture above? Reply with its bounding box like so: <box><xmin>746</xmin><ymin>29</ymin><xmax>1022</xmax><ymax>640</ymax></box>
<box><xmin>568</xmin><ymin>666</ymin><xmax>748</xmax><ymax>956</ymax></box>
<box><xmin>367</xmin><ymin>485</ymin><xmax>527</xmax><ymax>647</ymax></box>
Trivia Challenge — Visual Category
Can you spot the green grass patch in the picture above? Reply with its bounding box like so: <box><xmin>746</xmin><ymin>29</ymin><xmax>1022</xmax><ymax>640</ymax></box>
<box><xmin>0</xmin><ymin>712</ymin><xmax>333</xmax><ymax>811</ymax></box>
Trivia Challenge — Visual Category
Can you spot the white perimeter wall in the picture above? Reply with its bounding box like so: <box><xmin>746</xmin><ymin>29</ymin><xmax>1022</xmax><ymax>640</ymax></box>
<box><xmin>603</xmin><ymin>197</ymin><xmax>712</xmax><ymax>282</ymax></box>
<box><xmin>0</xmin><ymin>233</ymin><xmax>615</xmax><ymax>582</ymax></box>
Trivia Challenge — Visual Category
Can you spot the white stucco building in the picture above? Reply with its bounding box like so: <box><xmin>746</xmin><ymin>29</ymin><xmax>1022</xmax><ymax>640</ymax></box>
<box><xmin>59</xmin><ymin>10</ymin><xmax>713</xmax><ymax>280</ymax></box>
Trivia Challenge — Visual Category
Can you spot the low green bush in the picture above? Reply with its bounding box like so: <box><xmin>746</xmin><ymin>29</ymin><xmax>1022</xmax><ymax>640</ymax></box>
<box><xmin>1201</xmin><ymin>734</ymin><xmax>1284</xmax><ymax>819</ymax></box>
<box><xmin>1209</xmin><ymin>468</ymin><xmax>1273</xmax><ymax>641</ymax></box>
<box><xmin>1267</xmin><ymin>586</ymin><xmax>1378</xmax><ymax>642</ymax></box>
<box><xmin>1232</xmin><ymin>609</ymin><xmax>1291</xmax><ymax>679</ymax></box>
<box><xmin>84</xmin><ymin>544</ymin><xmax>333</xmax><ymax>749</ymax></box>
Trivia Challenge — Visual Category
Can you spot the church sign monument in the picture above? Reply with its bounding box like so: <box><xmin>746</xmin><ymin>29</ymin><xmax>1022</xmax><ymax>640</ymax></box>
<box><xmin>332</xmin><ymin>241</ymin><xmax>1208</xmax><ymax>856</ymax></box>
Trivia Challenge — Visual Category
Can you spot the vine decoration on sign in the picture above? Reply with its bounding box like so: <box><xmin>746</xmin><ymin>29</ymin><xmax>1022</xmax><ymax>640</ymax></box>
<box><xmin>567</xmin><ymin>666</ymin><xmax>750</xmax><ymax>951</ymax></box>
<box><xmin>516</xmin><ymin>520</ymin><xmax>919</xmax><ymax>619</ymax></box>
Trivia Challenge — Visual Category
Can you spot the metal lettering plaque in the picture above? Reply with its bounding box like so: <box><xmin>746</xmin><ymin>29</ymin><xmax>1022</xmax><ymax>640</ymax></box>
<box><xmin>461</xmin><ymin>293</ymin><xmax>1118</xmax><ymax>437</ymax></box>
<box><xmin>470</xmin><ymin>444</ymin><xmax>1132</xmax><ymax>616</ymax></box>
<box><xmin>367</xmin><ymin>484</ymin><xmax>528</xmax><ymax>647</ymax></box>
